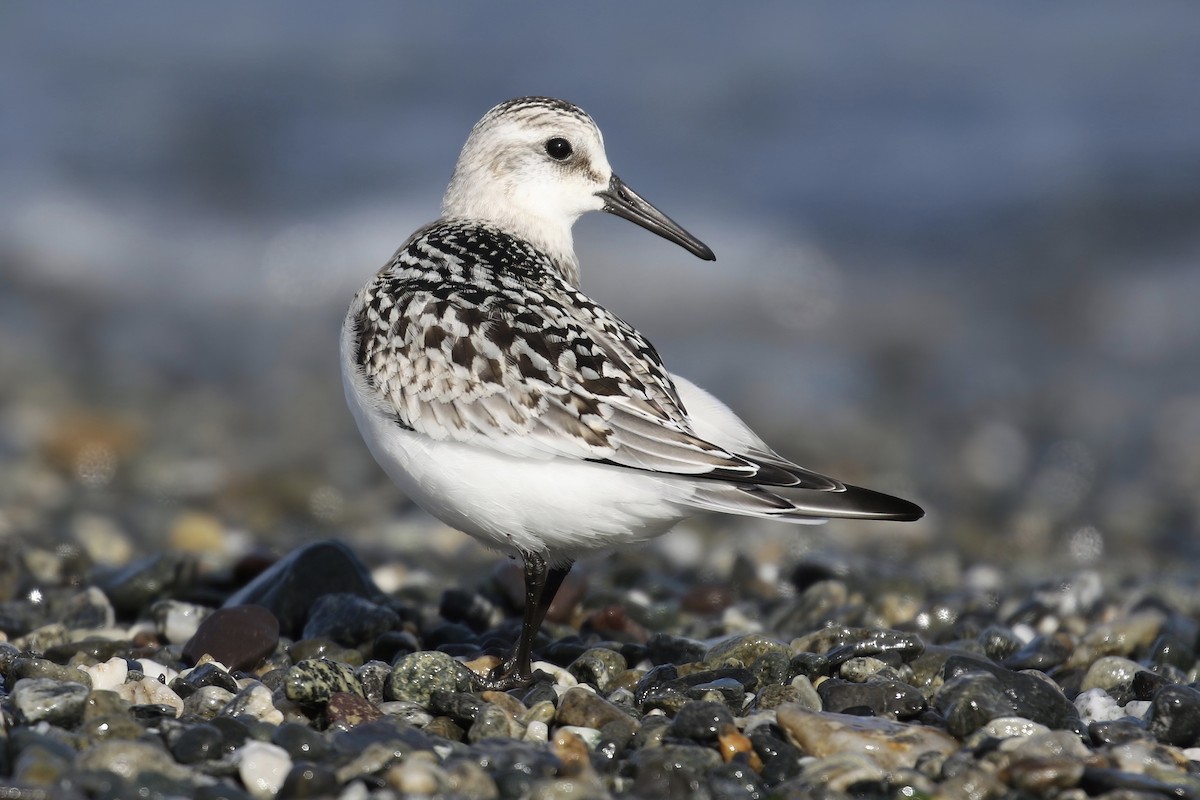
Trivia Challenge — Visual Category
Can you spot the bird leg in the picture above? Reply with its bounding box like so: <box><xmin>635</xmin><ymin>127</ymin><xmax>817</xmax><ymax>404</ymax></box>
<box><xmin>475</xmin><ymin>553</ymin><xmax>573</xmax><ymax>690</ymax></box>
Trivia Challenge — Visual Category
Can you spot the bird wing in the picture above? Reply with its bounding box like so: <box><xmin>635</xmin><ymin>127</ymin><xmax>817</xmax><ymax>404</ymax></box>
<box><xmin>352</xmin><ymin>269</ymin><xmax>826</xmax><ymax>488</ymax></box>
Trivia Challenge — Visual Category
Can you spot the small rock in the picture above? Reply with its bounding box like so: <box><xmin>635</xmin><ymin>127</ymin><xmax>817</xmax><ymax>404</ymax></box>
<box><xmin>776</xmin><ymin>704</ymin><xmax>957</xmax><ymax>770</ymax></box>
<box><xmin>80</xmin><ymin>655</ymin><xmax>129</xmax><ymax>692</ymax></box>
<box><xmin>326</xmin><ymin>690</ymin><xmax>384</xmax><ymax>730</ymax></box>
<box><xmin>237</xmin><ymin>740</ymin><xmax>292</xmax><ymax>800</ymax></box>
<box><xmin>183</xmin><ymin>605</ymin><xmax>280</xmax><ymax>671</ymax></box>
<box><xmin>667</xmin><ymin>700</ymin><xmax>735</xmax><ymax>742</ymax></box>
<box><xmin>222</xmin><ymin>682</ymin><xmax>284</xmax><ymax>725</ymax></box>
<box><xmin>284</xmin><ymin>658</ymin><xmax>362</xmax><ymax>707</ymax></box>
<box><xmin>12</xmin><ymin>678</ymin><xmax>89</xmax><ymax>725</ymax></box>
<box><xmin>92</xmin><ymin>552</ymin><xmax>197</xmax><ymax>616</ymax></box>
<box><xmin>224</xmin><ymin>540</ymin><xmax>384</xmax><ymax>638</ymax></box>
<box><xmin>556</xmin><ymin>686</ymin><xmax>638</xmax><ymax>731</ymax></box>
<box><xmin>568</xmin><ymin>647</ymin><xmax>628</xmax><ymax>693</ymax></box>
<box><xmin>386</xmin><ymin>651</ymin><xmax>473</xmax><ymax>706</ymax></box>
<box><xmin>152</xmin><ymin>599</ymin><xmax>213</xmax><ymax>644</ymax></box>
<box><xmin>301</xmin><ymin>592</ymin><xmax>399</xmax><ymax>647</ymax></box>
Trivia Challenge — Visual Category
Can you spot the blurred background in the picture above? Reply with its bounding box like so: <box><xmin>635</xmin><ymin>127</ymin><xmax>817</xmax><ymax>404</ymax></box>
<box><xmin>2</xmin><ymin>2</ymin><xmax>1199</xmax><ymax>584</ymax></box>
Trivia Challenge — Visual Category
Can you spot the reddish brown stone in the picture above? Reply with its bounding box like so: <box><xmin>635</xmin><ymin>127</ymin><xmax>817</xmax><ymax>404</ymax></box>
<box><xmin>182</xmin><ymin>604</ymin><xmax>279</xmax><ymax>671</ymax></box>
<box><xmin>325</xmin><ymin>691</ymin><xmax>383</xmax><ymax>729</ymax></box>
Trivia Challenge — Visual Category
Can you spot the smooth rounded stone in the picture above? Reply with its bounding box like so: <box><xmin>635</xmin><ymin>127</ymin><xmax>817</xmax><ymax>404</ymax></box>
<box><xmin>80</xmin><ymin>655</ymin><xmax>129</xmax><ymax>691</ymax></box>
<box><xmin>222</xmin><ymin>682</ymin><xmax>284</xmax><ymax>725</ymax></box>
<box><xmin>183</xmin><ymin>605</ymin><xmax>281</xmax><ymax>672</ymax></box>
<box><xmin>937</xmin><ymin>655</ymin><xmax>1083</xmax><ymax>737</ymax></box>
<box><xmin>171</xmin><ymin>723</ymin><xmax>225</xmax><ymax>764</ymax></box>
<box><xmin>271</xmin><ymin>722</ymin><xmax>330</xmax><ymax>763</ymax></box>
<box><xmin>287</xmin><ymin>638</ymin><xmax>362</xmax><ymax>667</ymax></box>
<box><xmin>796</xmin><ymin>626</ymin><xmax>925</xmax><ymax>666</ymax></box>
<box><xmin>980</xmin><ymin>716</ymin><xmax>1051</xmax><ymax>741</ymax></box>
<box><xmin>186</xmin><ymin>684</ymin><xmax>238</xmax><ymax>719</ymax></box>
<box><xmin>667</xmin><ymin>700</ymin><xmax>735</xmax><ymax>742</ymax></box>
<box><xmin>706</xmin><ymin>761</ymin><xmax>767</xmax><ymax>799</ymax></box>
<box><xmin>301</xmin><ymin>592</ymin><xmax>399</xmax><ymax>647</ymax></box>
<box><xmin>77</xmin><ymin>739</ymin><xmax>193</xmax><ymax>783</ymax></box>
<box><xmin>135</xmin><ymin>657</ymin><xmax>179</xmax><ymax>684</ymax></box>
<box><xmin>625</xmin><ymin>743</ymin><xmax>722</xmax><ymax>794</ymax></box>
<box><xmin>522</xmin><ymin>699</ymin><xmax>557</xmax><ymax>728</ymax></box>
<box><xmin>704</xmin><ymin>633</ymin><xmax>789</xmax><ymax>670</ymax></box>
<box><xmin>386</xmin><ymin>650</ymin><xmax>473</xmax><ymax>706</ymax></box>
<box><xmin>1088</xmin><ymin>718</ymin><xmax>1152</xmax><ymax>747</ymax></box>
<box><xmin>816</xmin><ymin>677</ymin><xmax>925</xmax><ymax>718</ymax></box>
<box><xmin>1132</xmin><ymin>668</ymin><xmax>1174</xmax><ymax>701</ymax></box>
<box><xmin>62</xmin><ymin>585</ymin><xmax>116</xmax><ymax>630</ymax></box>
<box><xmin>977</xmin><ymin>625</ymin><xmax>1023</xmax><ymax>662</ymax></box>
<box><xmin>468</xmin><ymin>702</ymin><xmax>521</xmax><ymax>742</ymax></box>
<box><xmin>439</xmin><ymin>587</ymin><xmax>502</xmax><ymax>631</ymax></box>
<box><xmin>354</xmin><ymin>660</ymin><xmax>391</xmax><ymax>705</ymax></box>
<box><xmin>284</xmin><ymin>658</ymin><xmax>363</xmax><ymax>707</ymax></box>
<box><xmin>325</xmin><ymin>690</ymin><xmax>384</xmax><ymax>731</ymax></box>
<box><xmin>1106</xmin><ymin>738</ymin><xmax>1193</xmax><ymax>775</ymax></box>
<box><xmin>223</xmin><ymin>540</ymin><xmax>384</xmax><ymax>639</ymax></box>
<box><xmin>278</xmin><ymin>760</ymin><xmax>340</xmax><ymax>799</ymax></box>
<box><xmin>568</xmin><ymin>647</ymin><xmax>628</xmax><ymax>693</ymax></box>
<box><xmin>1001</xmin><ymin>632</ymin><xmax>1074</xmax><ymax>671</ymax></box>
<box><xmin>646</xmin><ymin>632</ymin><xmax>706</xmax><ymax>666</ymax></box>
<box><xmin>686</xmin><ymin>677</ymin><xmax>748</xmax><ymax>710</ymax></box>
<box><xmin>1079</xmin><ymin>766</ymin><xmax>1200</xmax><ymax>797</ymax></box>
<box><xmin>378</xmin><ymin>700</ymin><xmax>435</xmax><ymax>727</ymax></box>
<box><xmin>237</xmin><ymin>740</ymin><xmax>292</xmax><ymax>800</ymax></box>
<box><xmin>114</xmin><ymin>676</ymin><xmax>184</xmax><ymax>717</ymax></box>
<box><xmin>1081</xmin><ymin>655</ymin><xmax>1144</xmax><ymax>693</ymax></box>
<box><xmin>9</xmin><ymin>655</ymin><xmax>92</xmax><ymax>687</ymax></box>
<box><xmin>755</xmin><ymin>683</ymin><xmax>806</xmax><ymax>711</ymax></box>
<box><xmin>1146</xmin><ymin>683</ymin><xmax>1200</xmax><ymax>747</ymax></box>
<box><xmin>93</xmin><ymin>552</ymin><xmax>197</xmax><ymax>616</ymax></box>
<box><xmin>153</xmin><ymin>599</ymin><xmax>214</xmax><ymax>644</ymax></box>
<box><xmin>12</xmin><ymin>677</ymin><xmax>90</xmax><ymax>725</ymax></box>
<box><xmin>384</xmin><ymin>754</ymin><xmax>449</xmax><ymax>796</ymax></box>
<box><xmin>776</xmin><ymin>704</ymin><xmax>957</xmax><ymax>770</ymax></box>
<box><xmin>557</xmin><ymin>686</ymin><xmax>637</xmax><ymax>732</ymax></box>
<box><xmin>749</xmin><ymin>727</ymin><xmax>804</xmax><ymax>785</ymax></box>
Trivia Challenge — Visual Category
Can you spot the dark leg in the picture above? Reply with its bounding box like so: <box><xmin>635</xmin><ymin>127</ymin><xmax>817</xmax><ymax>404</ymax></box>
<box><xmin>475</xmin><ymin>553</ymin><xmax>574</xmax><ymax>690</ymax></box>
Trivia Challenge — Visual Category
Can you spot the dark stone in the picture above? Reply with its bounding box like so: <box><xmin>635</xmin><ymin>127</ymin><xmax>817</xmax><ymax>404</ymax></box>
<box><xmin>647</xmin><ymin>632</ymin><xmax>706</xmax><ymax>666</ymax></box>
<box><xmin>817</xmin><ymin>677</ymin><xmax>926</xmax><ymax>718</ymax></box>
<box><xmin>1088</xmin><ymin>718</ymin><xmax>1152</xmax><ymax>747</ymax></box>
<box><xmin>429</xmin><ymin>690</ymin><xmax>485</xmax><ymax>727</ymax></box>
<box><xmin>272</xmin><ymin>722</ymin><xmax>329</xmax><ymax>762</ymax></box>
<box><xmin>223</xmin><ymin>540</ymin><xmax>384</xmax><ymax>638</ymax></box>
<box><xmin>284</xmin><ymin>658</ymin><xmax>363</xmax><ymax>707</ymax></box>
<box><xmin>787</xmin><ymin>652</ymin><xmax>830</xmax><ymax>680</ymax></box>
<box><xmin>170</xmin><ymin>722</ymin><xmax>223</xmax><ymax>764</ymax></box>
<box><xmin>822</xmin><ymin>628</ymin><xmax>924</xmax><ymax>668</ymax></box>
<box><xmin>707</xmin><ymin>760</ymin><xmax>767</xmax><ymax>799</ymax></box>
<box><xmin>325</xmin><ymin>690</ymin><xmax>383</xmax><ymax>730</ymax></box>
<box><xmin>977</xmin><ymin>625</ymin><xmax>1022</xmax><ymax>662</ymax></box>
<box><xmin>458</xmin><ymin>737</ymin><xmax>562</xmax><ymax>798</ymax></box>
<box><xmin>625</xmin><ymin>744</ymin><xmax>722</xmax><ymax>795</ymax></box>
<box><xmin>302</xmin><ymin>593</ymin><xmax>399</xmax><ymax>647</ymax></box>
<box><xmin>174</xmin><ymin>661</ymin><xmax>239</xmax><ymax>699</ymax></box>
<box><xmin>686</xmin><ymin>677</ymin><xmax>746</xmax><ymax>709</ymax></box>
<box><xmin>439</xmin><ymin>588</ymin><xmax>500</xmax><ymax>632</ymax></box>
<box><xmin>935</xmin><ymin>655</ymin><xmax>1083</xmax><ymax>737</ymax></box>
<box><xmin>1000</xmin><ymin>633</ymin><xmax>1073</xmax><ymax>671</ymax></box>
<box><xmin>1147</xmin><ymin>633</ymin><xmax>1195</xmax><ymax>672</ymax></box>
<box><xmin>182</xmin><ymin>605</ymin><xmax>279</xmax><ymax>671</ymax></box>
<box><xmin>1133</xmin><ymin>668</ymin><xmax>1174</xmax><ymax>701</ymax></box>
<box><xmin>1146</xmin><ymin>683</ymin><xmax>1200</xmax><ymax>747</ymax></box>
<box><xmin>329</xmin><ymin>716</ymin><xmax>433</xmax><ymax>759</ymax></box>
<box><xmin>667</xmin><ymin>700</ymin><xmax>734</xmax><ymax>742</ymax></box>
<box><xmin>92</xmin><ymin>553</ymin><xmax>198</xmax><ymax>616</ymax></box>
<box><xmin>278</xmin><ymin>761</ymin><xmax>340</xmax><ymax>799</ymax></box>
<box><xmin>423</xmin><ymin>622</ymin><xmax>478</xmax><ymax>649</ymax></box>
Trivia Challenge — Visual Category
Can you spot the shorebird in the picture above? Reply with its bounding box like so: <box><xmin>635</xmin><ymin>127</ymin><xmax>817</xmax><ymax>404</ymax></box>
<box><xmin>341</xmin><ymin>97</ymin><xmax>923</xmax><ymax>689</ymax></box>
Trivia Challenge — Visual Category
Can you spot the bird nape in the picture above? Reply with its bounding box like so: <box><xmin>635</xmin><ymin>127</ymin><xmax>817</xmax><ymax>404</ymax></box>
<box><xmin>340</xmin><ymin>96</ymin><xmax>923</xmax><ymax>689</ymax></box>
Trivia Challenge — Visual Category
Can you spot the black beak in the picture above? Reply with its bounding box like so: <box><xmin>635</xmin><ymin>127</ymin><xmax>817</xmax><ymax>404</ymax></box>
<box><xmin>597</xmin><ymin>175</ymin><xmax>715</xmax><ymax>261</ymax></box>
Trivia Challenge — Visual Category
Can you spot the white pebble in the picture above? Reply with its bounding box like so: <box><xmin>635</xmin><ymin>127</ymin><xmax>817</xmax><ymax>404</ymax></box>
<box><xmin>560</xmin><ymin>725</ymin><xmax>601</xmax><ymax>749</ymax></box>
<box><xmin>135</xmin><ymin>659</ymin><xmax>179</xmax><ymax>684</ymax></box>
<box><xmin>114</xmin><ymin>677</ymin><xmax>184</xmax><ymax>717</ymax></box>
<box><xmin>532</xmin><ymin>661</ymin><xmax>576</xmax><ymax>687</ymax></box>
<box><xmin>82</xmin><ymin>656</ymin><xmax>128</xmax><ymax>692</ymax></box>
<box><xmin>1074</xmin><ymin>688</ymin><xmax>1124</xmax><ymax>724</ymax></box>
<box><xmin>237</xmin><ymin>740</ymin><xmax>292</xmax><ymax>800</ymax></box>
<box><xmin>524</xmin><ymin>720</ymin><xmax>549</xmax><ymax>742</ymax></box>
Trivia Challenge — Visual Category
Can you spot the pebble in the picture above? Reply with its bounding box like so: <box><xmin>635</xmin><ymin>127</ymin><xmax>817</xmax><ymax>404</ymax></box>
<box><xmin>223</xmin><ymin>540</ymin><xmax>384</xmax><ymax>638</ymax></box>
<box><xmin>237</xmin><ymin>740</ymin><xmax>292</xmax><ymax>800</ymax></box>
<box><xmin>11</xmin><ymin>677</ymin><xmax>90</xmax><ymax>725</ymax></box>
<box><xmin>386</xmin><ymin>650</ymin><xmax>473</xmax><ymax>705</ymax></box>
<box><xmin>183</xmin><ymin>604</ymin><xmax>281</xmax><ymax>671</ymax></box>
<box><xmin>283</xmin><ymin>658</ymin><xmax>362</xmax><ymax>707</ymax></box>
<box><xmin>776</xmin><ymin>704</ymin><xmax>957</xmax><ymax>770</ymax></box>
<box><xmin>301</xmin><ymin>592</ymin><xmax>400</xmax><ymax>647</ymax></box>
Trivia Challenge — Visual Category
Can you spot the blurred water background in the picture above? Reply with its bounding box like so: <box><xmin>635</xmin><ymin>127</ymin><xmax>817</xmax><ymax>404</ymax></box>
<box><xmin>2</xmin><ymin>2</ymin><xmax>1200</xmax><ymax>578</ymax></box>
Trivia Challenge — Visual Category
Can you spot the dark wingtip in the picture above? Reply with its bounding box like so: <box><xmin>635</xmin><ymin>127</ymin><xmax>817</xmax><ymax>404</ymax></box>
<box><xmin>784</xmin><ymin>482</ymin><xmax>925</xmax><ymax>522</ymax></box>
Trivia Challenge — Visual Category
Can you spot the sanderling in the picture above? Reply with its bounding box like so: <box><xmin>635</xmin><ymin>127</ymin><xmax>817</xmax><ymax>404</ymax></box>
<box><xmin>341</xmin><ymin>97</ymin><xmax>923</xmax><ymax>689</ymax></box>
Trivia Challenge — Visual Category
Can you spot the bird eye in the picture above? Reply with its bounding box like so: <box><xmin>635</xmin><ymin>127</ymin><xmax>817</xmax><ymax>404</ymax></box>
<box><xmin>545</xmin><ymin>137</ymin><xmax>573</xmax><ymax>161</ymax></box>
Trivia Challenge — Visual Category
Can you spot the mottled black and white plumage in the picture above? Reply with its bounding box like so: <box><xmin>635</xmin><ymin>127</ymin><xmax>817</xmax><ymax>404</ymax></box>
<box><xmin>341</xmin><ymin>97</ymin><xmax>923</xmax><ymax>688</ymax></box>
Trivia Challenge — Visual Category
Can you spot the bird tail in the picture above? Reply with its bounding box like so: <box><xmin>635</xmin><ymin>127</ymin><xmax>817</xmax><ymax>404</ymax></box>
<box><xmin>688</xmin><ymin>481</ymin><xmax>924</xmax><ymax>523</ymax></box>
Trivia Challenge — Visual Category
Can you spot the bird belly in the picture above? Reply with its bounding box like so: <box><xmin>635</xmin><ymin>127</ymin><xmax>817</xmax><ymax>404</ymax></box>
<box><xmin>341</xmin><ymin>366</ymin><xmax>687</xmax><ymax>562</ymax></box>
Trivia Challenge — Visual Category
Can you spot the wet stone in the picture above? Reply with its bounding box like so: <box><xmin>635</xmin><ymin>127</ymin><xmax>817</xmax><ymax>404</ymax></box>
<box><xmin>175</xmin><ymin>661</ymin><xmax>239</xmax><ymax>698</ymax></box>
<box><xmin>182</xmin><ymin>604</ymin><xmax>280</xmax><ymax>672</ymax></box>
<box><xmin>1146</xmin><ymin>683</ymin><xmax>1200</xmax><ymax>747</ymax></box>
<box><xmin>686</xmin><ymin>677</ymin><xmax>746</xmax><ymax>709</ymax></box>
<box><xmin>1001</xmin><ymin>632</ymin><xmax>1074</xmax><ymax>671</ymax></box>
<box><xmin>325</xmin><ymin>690</ymin><xmax>383</xmax><ymax>730</ymax></box>
<box><xmin>153</xmin><ymin>598</ymin><xmax>213</xmax><ymax>644</ymax></box>
<box><xmin>355</xmin><ymin>660</ymin><xmax>392</xmax><ymax>705</ymax></box>
<box><xmin>284</xmin><ymin>658</ymin><xmax>363</xmax><ymax>707</ymax></box>
<box><xmin>385</xmin><ymin>650</ymin><xmax>473</xmax><ymax>706</ymax></box>
<box><xmin>626</xmin><ymin>744</ymin><xmax>722</xmax><ymax>795</ymax></box>
<box><xmin>171</xmin><ymin>722</ymin><xmax>225</xmax><ymax>764</ymax></box>
<box><xmin>668</xmin><ymin>700</ymin><xmax>736</xmax><ymax>742</ymax></box>
<box><xmin>647</xmin><ymin>632</ymin><xmax>706</xmax><ymax>666</ymax></box>
<box><xmin>272</xmin><ymin>721</ymin><xmax>330</xmax><ymax>763</ymax></box>
<box><xmin>9</xmin><ymin>656</ymin><xmax>92</xmax><ymax>687</ymax></box>
<box><xmin>301</xmin><ymin>592</ymin><xmax>399</xmax><ymax>647</ymax></box>
<box><xmin>12</xmin><ymin>678</ymin><xmax>90</xmax><ymax>725</ymax></box>
<box><xmin>468</xmin><ymin>702</ymin><xmax>520</xmax><ymax>742</ymax></box>
<box><xmin>461</xmin><ymin>737</ymin><xmax>562</xmax><ymax>798</ymax></box>
<box><xmin>937</xmin><ymin>655</ymin><xmax>1083</xmax><ymax>737</ymax></box>
<box><xmin>429</xmin><ymin>689</ymin><xmax>485</xmax><ymax>726</ymax></box>
<box><xmin>223</xmin><ymin>540</ymin><xmax>384</xmax><ymax>639</ymax></box>
<box><xmin>817</xmin><ymin>677</ymin><xmax>926</xmax><ymax>718</ymax></box>
<box><xmin>776</xmin><ymin>704</ymin><xmax>957</xmax><ymax>770</ymax></box>
<box><xmin>92</xmin><ymin>552</ymin><xmax>197</xmax><ymax>617</ymax></box>
<box><xmin>557</xmin><ymin>686</ymin><xmax>637</xmax><ymax>731</ymax></box>
<box><xmin>568</xmin><ymin>647</ymin><xmax>628</xmax><ymax>693</ymax></box>
<box><xmin>705</xmin><ymin>633</ymin><xmax>789</xmax><ymax>669</ymax></box>
<box><xmin>707</xmin><ymin>761</ymin><xmax>768</xmax><ymax>799</ymax></box>
<box><xmin>279</xmin><ymin>760</ymin><xmax>340</xmax><ymax>799</ymax></box>
<box><xmin>1080</xmin><ymin>655</ymin><xmax>1144</xmax><ymax>693</ymax></box>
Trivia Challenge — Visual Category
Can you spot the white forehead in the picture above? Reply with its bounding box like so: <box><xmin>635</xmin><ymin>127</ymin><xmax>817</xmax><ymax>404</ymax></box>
<box><xmin>466</xmin><ymin>97</ymin><xmax>607</xmax><ymax>159</ymax></box>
